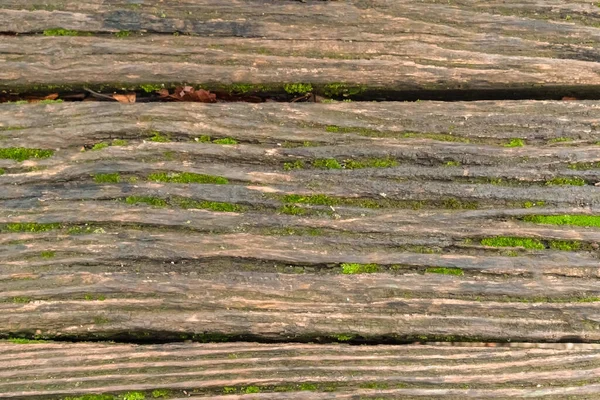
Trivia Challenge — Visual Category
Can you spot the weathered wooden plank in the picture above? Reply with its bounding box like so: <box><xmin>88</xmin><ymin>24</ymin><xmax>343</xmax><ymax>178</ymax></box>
<box><xmin>1</xmin><ymin>1</ymin><xmax>600</xmax><ymax>92</ymax></box>
<box><xmin>3</xmin><ymin>271</ymin><xmax>600</xmax><ymax>342</ymax></box>
<box><xmin>1</xmin><ymin>341</ymin><xmax>600</xmax><ymax>399</ymax></box>
<box><xmin>1</xmin><ymin>101</ymin><xmax>600</xmax><ymax>343</ymax></box>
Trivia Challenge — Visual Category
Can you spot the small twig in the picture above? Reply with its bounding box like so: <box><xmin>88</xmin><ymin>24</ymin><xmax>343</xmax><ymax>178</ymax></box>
<box><xmin>290</xmin><ymin>93</ymin><xmax>312</xmax><ymax>103</ymax></box>
<box><xmin>83</xmin><ymin>87</ymin><xmax>118</xmax><ymax>101</ymax></box>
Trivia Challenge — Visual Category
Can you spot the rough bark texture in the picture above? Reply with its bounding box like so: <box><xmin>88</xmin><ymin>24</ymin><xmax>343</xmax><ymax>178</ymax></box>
<box><xmin>1</xmin><ymin>0</ymin><xmax>600</xmax><ymax>93</ymax></box>
<box><xmin>1</xmin><ymin>101</ymin><xmax>600</xmax><ymax>346</ymax></box>
<box><xmin>2</xmin><ymin>341</ymin><xmax>600</xmax><ymax>399</ymax></box>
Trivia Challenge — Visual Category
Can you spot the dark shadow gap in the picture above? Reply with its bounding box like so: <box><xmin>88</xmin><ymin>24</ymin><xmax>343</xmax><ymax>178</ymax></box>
<box><xmin>2</xmin><ymin>84</ymin><xmax>600</xmax><ymax>105</ymax></box>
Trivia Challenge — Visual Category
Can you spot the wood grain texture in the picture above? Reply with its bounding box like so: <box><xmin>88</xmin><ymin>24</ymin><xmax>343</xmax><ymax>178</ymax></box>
<box><xmin>2</xmin><ymin>341</ymin><xmax>600</xmax><ymax>399</ymax></box>
<box><xmin>1</xmin><ymin>101</ymin><xmax>600</xmax><ymax>344</ymax></box>
<box><xmin>1</xmin><ymin>0</ymin><xmax>600</xmax><ymax>92</ymax></box>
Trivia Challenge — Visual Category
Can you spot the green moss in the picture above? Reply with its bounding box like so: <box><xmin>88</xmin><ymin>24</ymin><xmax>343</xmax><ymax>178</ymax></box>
<box><xmin>283</xmin><ymin>83</ymin><xmax>313</xmax><ymax>95</ymax></box>
<box><xmin>283</xmin><ymin>160</ymin><xmax>305</xmax><ymax>171</ymax></box>
<box><xmin>94</xmin><ymin>173</ymin><xmax>121</xmax><ymax>183</ymax></box>
<box><xmin>150</xmin><ymin>390</ymin><xmax>169</xmax><ymax>399</ymax></box>
<box><xmin>360</xmin><ymin>383</ymin><xmax>389</xmax><ymax>390</ymax></box>
<box><xmin>545</xmin><ymin>177</ymin><xmax>586</xmax><ymax>186</ymax></box>
<box><xmin>91</xmin><ymin>142</ymin><xmax>109</xmax><ymax>151</ymax></box>
<box><xmin>148</xmin><ymin>172</ymin><xmax>228</xmax><ymax>184</ymax></box>
<box><xmin>549</xmin><ymin>137</ymin><xmax>572</xmax><ymax>143</ymax></box>
<box><xmin>549</xmin><ymin>240</ymin><xmax>581</xmax><ymax>251</ymax></box>
<box><xmin>278</xmin><ymin>205</ymin><xmax>308</xmax><ymax>215</ymax></box>
<box><xmin>149</xmin><ymin>131</ymin><xmax>170</xmax><ymax>143</ymax></box>
<box><xmin>223</xmin><ymin>387</ymin><xmax>237</xmax><ymax>394</ymax></box>
<box><xmin>63</xmin><ymin>395</ymin><xmax>114</xmax><ymax>400</ymax></box>
<box><xmin>445</xmin><ymin>161</ymin><xmax>461</xmax><ymax>167</ymax></box>
<box><xmin>7</xmin><ymin>338</ymin><xmax>49</xmax><ymax>344</ymax></box>
<box><xmin>344</xmin><ymin>158</ymin><xmax>398</xmax><ymax>169</ymax></box>
<box><xmin>425</xmin><ymin>267</ymin><xmax>464</xmax><ymax>276</ymax></box>
<box><xmin>41</xmin><ymin>250</ymin><xmax>55</xmax><ymax>258</ymax></box>
<box><xmin>341</xmin><ymin>263</ymin><xmax>379</xmax><ymax>274</ymax></box>
<box><xmin>13</xmin><ymin>296</ymin><xmax>31</xmax><ymax>303</ymax></box>
<box><xmin>38</xmin><ymin>99</ymin><xmax>64</xmax><ymax>104</ymax></box>
<box><xmin>312</xmin><ymin>158</ymin><xmax>342</xmax><ymax>169</ymax></box>
<box><xmin>229</xmin><ymin>83</ymin><xmax>265</xmax><ymax>94</ymax></box>
<box><xmin>442</xmin><ymin>198</ymin><xmax>478</xmax><ymax>210</ymax></box>
<box><xmin>323</xmin><ymin>83</ymin><xmax>366</xmax><ymax>97</ymax></box>
<box><xmin>123</xmin><ymin>392</ymin><xmax>145</xmax><ymax>400</ymax></box>
<box><xmin>403</xmin><ymin>132</ymin><xmax>470</xmax><ymax>143</ymax></box>
<box><xmin>197</xmin><ymin>135</ymin><xmax>212</xmax><ymax>143</ymax></box>
<box><xmin>244</xmin><ymin>386</ymin><xmax>261</xmax><ymax>394</ymax></box>
<box><xmin>2</xmin><ymin>223</ymin><xmax>61</xmax><ymax>232</ymax></box>
<box><xmin>0</xmin><ymin>168</ymin><xmax>4</xmax><ymax>175</ymax></box>
<box><xmin>114</xmin><ymin>31</ymin><xmax>131</xmax><ymax>38</ymax></box>
<box><xmin>174</xmin><ymin>198</ymin><xmax>242</xmax><ymax>212</ymax></box>
<box><xmin>523</xmin><ymin>214</ymin><xmax>600</xmax><ymax>228</ymax></box>
<box><xmin>323</xmin><ymin>125</ymin><xmax>384</xmax><ymax>137</ymax></box>
<box><xmin>504</xmin><ymin>138</ymin><xmax>525</xmax><ymax>147</ymax></box>
<box><xmin>481</xmin><ymin>236</ymin><xmax>545</xmax><ymax>250</ymax></box>
<box><xmin>93</xmin><ymin>316</ymin><xmax>110</xmax><ymax>325</ymax></box>
<box><xmin>523</xmin><ymin>200</ymin><xmax>545</xmax><ymax>208</ymax></box>
<box><xmin>334</xmin><ymin>334</ymin><xmax>355</xmax><ymax>341</ymax></box>
<box><xmin>0</xmin><ymin>147</ymin><xmax>54</xmax><ymax>162</ymax></box>
<box><xmin>212</xmin><ymin>138</ymin><xmax>238</xmax><ymax>145</ymax></box>
<box><xmin>568</xmin><ymin>162</ymin><xmax>600</xmax><ymax>170</ymax></box>
<box><xmin>125</xmin><ymin>196</ymin><xmax>168</xmax><ymax>208</ymax></box>
<box><xmin>112</xmin><ymin>139</ymin><xmax>128</xmax><ymax>146</ymax></box>
<box><xmin>68</xmin><ymin>225</ymin><xmax>106</xmax><ymax>235</ymax></box>
<box><xmin>283</xmin><ymin>194</ymin><xmax>340</xmax><ymax>206</ymax></box>
<box><xmin>282</xmin><ymin>141</ymin><xmax>316</xmax><ymax>148</ymax></box>
<box><xmin>84</xmin><ymin>293</ymin><xmax>106</xmax><ymax>301</ymax></box>
<box><xmin>299</xmin><ymin>383</ymin><xmax>318</xmax><ymax>391</ymax></box>
<box><xmin>43</xmin><ymin>28</ymin><xmax>91</xmax><ymax>36</ymax></box>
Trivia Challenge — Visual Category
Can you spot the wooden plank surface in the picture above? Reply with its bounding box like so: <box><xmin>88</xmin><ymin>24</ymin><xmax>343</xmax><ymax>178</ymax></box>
<box><xmin>2</xmin><ymin>341</ymin><xmax>600</xmax><ymax>399</ymax></box>
<box><xmin>1</xmin><ymin>0</ymin><xmax>600</xmax><ymax>93</ymax></box>
<box><xmin>1</xmin><ymin>101</ymin><xmax>600</xmax><ymax>343</ymax></box>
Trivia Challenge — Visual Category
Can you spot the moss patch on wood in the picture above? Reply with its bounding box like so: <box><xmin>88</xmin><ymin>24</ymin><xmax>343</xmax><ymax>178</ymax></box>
<box><xmin>504</xmin><ymin>138</ymin><xmax>525</xmax><ymax>147</ymax></box>
<box><xmin>173</xmin><ymin>198</ymin><xmax>243</xmax><ymax>212</ymax></box>
<box><xmin>149</xmin><ymin>131</ymin><xmax>171</xmax><ymax>143</ymax></box>
<box><xmin>94</xmin><ymin>173</ymin><xmax>121</xmax><ymax>183</ymax></box>
<box><xmin>283</xmin><ymin>83</ymin><xmax>313</xmax><ymax>95</ymax></box>
<box><xmin>545</xmin><ymin>176</ymin><xmax>586</xmax><ymax>186</ymax></box>
<box><xmin>425</xmin><ymin>267</ymin><xmax>464</xmax><ymax>276</ymax></box>
<box><xmin>0</xmin><ymin>147</ymin><xmax>54</xmax><ymax>162</ymax></box>
<box><xmin>125</xmin><ymin>196</ymin><xmax>168</xmax><ymax>208</ymax></box>
<box><xmin>523</xmin><ymin>214</ymin><xmax>600</xmax><ymax>228</ymax></box>
<box><xmin>148</xmin><ymin>172</ymin><xmax>229</xmax><ymax>184</ymax></box>
<box><xmin>480</xmin><ymin>236</ymin><xmax>545</xmax><ymax>250</ymax></box>
<box><xmin>42</xmin><ymin>28</ymin><xmax>92</xmax><ymax>36</ymax></box>
<box><xmin>312</xmin><ymin>158</ymin><xmax>342</xmax><ymax>169</ymax></box>
<box><xmin>402</xmin><ymin>132</ymin><xmax>470</xmax><ymax>143</ymax></box>
<box><xmin>195</xmin><ymin>135</ymin><xmax>238</xmax><ymax>145</ymax></box>
<box><xmin>568</xmin><ymin>162</ymin><xmax>600</xmax><ymax>170</ymax></box>
<box><xmin>1</xmin><ymin>223</ymin><xmax>61</xmax><ymax>232</ymax></box>
<box><xmin>341</xmin><ymin>263</ymin><xmax>380</xmax><ymax>274</ymax></box>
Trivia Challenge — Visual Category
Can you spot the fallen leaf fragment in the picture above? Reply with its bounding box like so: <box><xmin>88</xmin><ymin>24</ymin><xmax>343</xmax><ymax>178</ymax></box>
<box><xmin>112</xmin><ymin>93</ymin><xmax>136</xmax><ymax>103</ymax></box>
<box><xmin>167</xmin><ymin>86</ymin><xmax>217</xmax><ymax>103</ymax></box>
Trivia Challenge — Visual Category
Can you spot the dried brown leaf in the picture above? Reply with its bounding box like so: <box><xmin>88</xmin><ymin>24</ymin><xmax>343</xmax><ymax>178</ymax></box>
<box><xmin>112</xmin><ymin>93</ymin><xmax>136</xmax><ymax>103</ymax></box>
